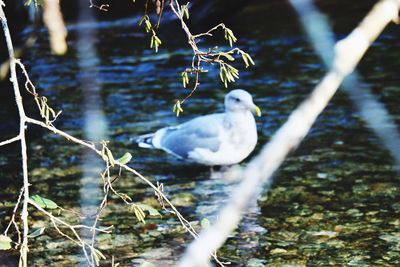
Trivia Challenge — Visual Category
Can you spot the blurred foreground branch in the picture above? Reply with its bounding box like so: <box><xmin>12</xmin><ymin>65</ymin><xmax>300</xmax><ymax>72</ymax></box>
<box><xmin>42</xmin><ymin>0</ymin><xmax>67</xmax><ymax>55</ymax></box>
<box><xmin>290</xmin><ymin>0</ymin><xmax>400</xmax><ymax>169</ymax></box>
<box><xmin>178</xmin><ymin>0</ymin><xmax>400</xmax><ymax>265</ymax></box>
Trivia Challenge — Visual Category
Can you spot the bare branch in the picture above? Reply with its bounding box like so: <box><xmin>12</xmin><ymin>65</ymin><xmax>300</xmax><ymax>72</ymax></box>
<box><xmin>29</xmin><ymin>197</ymin><xmax>111</xmax><ymax>266</ymax></box>
<box><xmin>26</xmin><ymin>117</ymin><xmax>96</xmax><ymax>150</ymax></box>
<box><xmin>4</xmin><ymin>186</ymin><xmax>24</xmax><ymax>246</ymax></box>
<box><xmin>89</xmin><ymin>0</ymin><xmax>109</xmax><ymax>12</ymax></box>
<box><xmin>0</xmin><ymin>135</ymin><xmax>21</xmax><ymax>147</ymax></box>
<box><xmin>29</xmin><ymin>199</ymin><xmax>112</xmax><ymax>235</ymax></box>
<box><xmin>0</xmin><ymin>2</ymin><xmax>31</xmax><ymax>266</ymax></box>
<box><xmin>192</xmin><ymin>23</ymin><xmax>227</xmax><ymax>39</ymax></box>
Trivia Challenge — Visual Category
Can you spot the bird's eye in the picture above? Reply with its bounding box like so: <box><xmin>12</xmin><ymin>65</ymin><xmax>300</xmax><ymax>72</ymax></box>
<box><xmin>235</xmin><ymin>97</ymin><xmax>240</xmax><ymax>102</ymax></box>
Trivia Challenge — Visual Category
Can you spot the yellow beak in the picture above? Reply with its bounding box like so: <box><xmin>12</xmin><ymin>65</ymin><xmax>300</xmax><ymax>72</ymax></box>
<box><xmin>253</xmin><ymin>105</ymin><xmax>262</xmax><ymax>117</ymax></box>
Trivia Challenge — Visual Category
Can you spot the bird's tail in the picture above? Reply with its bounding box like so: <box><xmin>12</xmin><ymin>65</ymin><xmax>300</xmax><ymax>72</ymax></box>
<box><xmin>134</xmin><ymin>133</ymin><xmax>155</xmax><ymax>149</ymax></box>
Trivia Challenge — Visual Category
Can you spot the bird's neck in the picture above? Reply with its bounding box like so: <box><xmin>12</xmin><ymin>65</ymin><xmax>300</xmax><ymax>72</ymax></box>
<box><xmin>223</xmin><ymin>110</ymin><xmax>254</xmax><ymax>129</ymax></box>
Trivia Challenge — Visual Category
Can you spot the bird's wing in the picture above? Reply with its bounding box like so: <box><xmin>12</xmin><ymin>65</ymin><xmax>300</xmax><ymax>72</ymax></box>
<box><xmin>158</xmin><ymin>113</ymin><xmax>225</xmax><ymax>159</ymax></box>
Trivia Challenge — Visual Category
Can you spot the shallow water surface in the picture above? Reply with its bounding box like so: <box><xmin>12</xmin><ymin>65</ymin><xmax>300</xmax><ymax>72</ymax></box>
<box><xmin>0</xmin><ymin>1</ymin><xmax>400</xmax><ymax>266</ymax></box>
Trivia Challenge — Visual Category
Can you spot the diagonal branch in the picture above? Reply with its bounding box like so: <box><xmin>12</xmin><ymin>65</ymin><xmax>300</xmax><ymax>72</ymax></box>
<box><xmin>177</xmin><ymin>0</ymin><xmax>400</xmax><ymax>266</ymax></box>
<box><xmin>25</xmin><ymin>115</ymin><xmax>225</xmax><ymax>265</ymax></box>
<box><xmin>0</xmin><ymin>135</ymin><xmax>21</xmax><ymax>147</ymax></box>
<box><xmin>290</xmin><ymin>0</ymin><xmax>400</xmax><ymax>170</ymax></box>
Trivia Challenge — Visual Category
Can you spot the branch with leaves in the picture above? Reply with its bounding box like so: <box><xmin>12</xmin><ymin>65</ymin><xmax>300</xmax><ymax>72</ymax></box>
<box><xmin>0</xmin><ymin>1</ymin><xmax>224</xmax><ymax>266</ymax></box>
<box><xmin>89</xmin><ymin>0</ymin><xmax>255</xmax><ymax>117</ymax></box>
<box><xmin>169</xmin><ymin>1</ymin><xmax>255</xmax><ymax>115</ymax></box>
<box><xmin>134</xmin><ymin>0</ymin><xmax>255</xmax><ymax>116</ymax></box>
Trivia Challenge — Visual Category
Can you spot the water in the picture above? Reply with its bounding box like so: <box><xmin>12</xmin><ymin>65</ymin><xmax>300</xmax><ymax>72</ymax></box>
<box><xmin>0</xmin><ymin>2</ymin><xmax>399</xmax><ymax>266</ymax></box>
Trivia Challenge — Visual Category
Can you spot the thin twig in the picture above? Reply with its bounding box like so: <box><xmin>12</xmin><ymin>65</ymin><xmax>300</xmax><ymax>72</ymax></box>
<box><xmin>169</xmin><ymin>0</ymin><xmax>251</xmax><ymax>106</ymax></box>
<box><xmin>89</xmin><ymin>0</ymin><xmax>109</xmax><ymax>12</ymax></box>
<box><xmin>29</xmin><ymin>199</ymin><xmax>112</xmax><ymax>235</ymax></box>
<box><xmin>29</xmin><ymin>197</ymin><xmax>112</xmax><ymax>262</ymax></box>
<box><xmin>88</xmin><ymin>161</ymin><xmax>112</xmax><ymax>265</ymax></box>
<box><xmin>192</xmin><ymin>23</ymin><xmax>226</xmax><ymax>38</ymax></box>
<box><xmin>4</xmin><ymin>186</ymin><xmax>24</xmax><ymax>246</ymax></box>
<box><xmin>26</xmin><ymin>112</ymin><xmax>225</xmax><ymax>264</ymax></box>
<box><xmin>16</xmin><ymin>60</ymin><xmax>62</xmax><ymax>126</ymax></box>
<box><xmin>0</xmin><ymin>135</ymin><xmax>21</xmax><ymax>147</ymax></box>
<box><xmin>26</xmin><ymin>117</ymin><xmax>96</xmax><ymax>150</ymax></box>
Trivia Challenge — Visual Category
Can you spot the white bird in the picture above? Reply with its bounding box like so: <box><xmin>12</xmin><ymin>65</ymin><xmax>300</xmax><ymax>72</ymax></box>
<box><xmin>135</xmin><ymin>89</ymin><xmax>261</xmax><ymax>166</ymax></box>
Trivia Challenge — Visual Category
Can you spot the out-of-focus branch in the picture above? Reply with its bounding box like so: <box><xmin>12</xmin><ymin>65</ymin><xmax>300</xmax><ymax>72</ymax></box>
<box><xmin>0</xmin><ymin>36</ymin><xmax>36</xmax><ymax>80</ymax></box>
<box><xmin>290</xmin><ymin>0</ymin><xmax>400</xmax><ymax>170</ymax></box>
<box><xmin>178</xmin><ymin>0</ymin><xmax>400</xmax><ymax>266</ymax></box>
<box><xmin>43</xmin><ymin>0</ymin><xmax>67</xmax><ymax>55</ymax></box>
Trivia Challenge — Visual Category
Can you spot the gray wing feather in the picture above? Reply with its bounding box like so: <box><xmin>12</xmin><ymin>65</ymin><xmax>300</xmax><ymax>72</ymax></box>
<box><xmin>160</xmin><ymin>114</ymin><xmax>223</xmax><ymax>158</ymax></box>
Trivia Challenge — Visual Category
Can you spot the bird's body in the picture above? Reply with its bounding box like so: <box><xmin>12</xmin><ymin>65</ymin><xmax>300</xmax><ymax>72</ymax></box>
<box><xmin>136</xmin><ymin>89</ymin><xmax>261</xmax><ymax>166</ymax></box>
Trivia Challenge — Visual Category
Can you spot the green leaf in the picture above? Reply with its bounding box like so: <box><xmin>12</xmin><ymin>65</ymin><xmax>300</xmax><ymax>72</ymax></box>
<box><xmin>139</xmin><ymin>16</ymin><xmax>146</xmax><ymax>26</ymax></box>
<box><xmin>145</xmin><ymin>20</ymin><xmax>152</xmax><ymax>33</ymax></box>
<box><xmin>153</xmin><ymin>35</ymin><xmax>162</xmax><ymax>53</ymax></box>
<box><xmin>154</xmin><ymin>35</ymin><xmax>162</xmax><ymax>44</ymax></box>
<box><xmin>116</xmin><ymin>152</ymin><xmax>133</xmax><ymax>165</ymax></box>
<box><xmin>0</xmin><ymin>235</ymin><xmax>12</xmax><ymax>250</ymax></box>
<box><xmin>220</xmin><ymin>52</ymin><xmax>235</xmax><ymax>61</ymax></box>
<box><xmin>173</xmin><ymin>100</ymin><xmax>184</xmax><ymax>117</ymax></box>
<box><xmin>181</xmin><ymin>72</ymin><xmax>189</xmax><ymax>88</ymax></box>
<box><xmin>224</xmin><ymin>28</ymin><xmax>237</xmax><ymax>47</ymax></box>
<box><xmin>92</xmin><ymin>247</ymin><xmax>106</xmax><ymax>266</ymax></box>
<box><xmin>106</xmin><ymin>147</ymin><xmax>115</xmax><ymax>167</ymax></box>
<box><xmin>241</xmin><ymin>53</ymin><xmax>249</xmax><ymax>68</ymax></box>
<box><xmin>201</xmin><ymin>218</ymin><xmax>210</xmax><ymax>229</ymax></box>
<box><xmin>224</xmin><ymin>65</ymin><xmax>235</xmax><ymax>82</ymax></box>
<box><xmin>31</xmin><ymin>195</ymin><xmax>58</xmax><ymax>209</ymax></box>
<box><xmin>182</xmin><ymin>4</ymin><xmax>190</xmax><ymax>20</ymax></box>
<box><xmin>226</xmin><ymin>70</ymin><xmax>234</xmax><ymax>82</ymax></box>
<box><xmin>130</xmin><ymin>205</ymin><xmax>146</xmax><ymax>223</ymax></box>
<box><xmin>219</xmin><ymin>65</ymin><xmax>225</xmax><ymax>83</ymax></box>
<box><xmin>242</xmin><ymin>53</ymin><xmax>255</xmax><ymax>67</ymax></box>
<box><xmin>28</xmin><ymin>227</ymin><xmax>45</xmax><ymax>238</ymax></box>
<box><xmin>137</xmin><ymin>204</ymin><xmax>161</xmax><ymax>216</ymax></box>
<box><xmin>247</xmin><ymin>53</ymin><xmax>255</xmax><ymax>65</ymax></box>
<box><xmin>228</xmin><ymin>65</ymin><xmax>239</xmax><ymax>79</ymax></box>
<box><xmin>150</xmin><ymin>35</ymin><xmax>154</xmax><ymax>48</ymax></box>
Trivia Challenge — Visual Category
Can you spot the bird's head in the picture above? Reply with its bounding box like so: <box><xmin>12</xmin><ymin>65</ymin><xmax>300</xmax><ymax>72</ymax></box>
<box><xmin>224</xmin><ymin>89</ymin><xmax>261</xmax><ymax>116</ymax></box>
